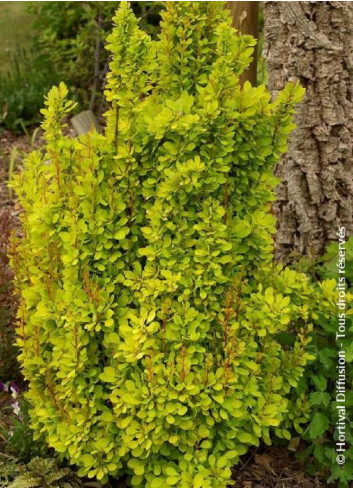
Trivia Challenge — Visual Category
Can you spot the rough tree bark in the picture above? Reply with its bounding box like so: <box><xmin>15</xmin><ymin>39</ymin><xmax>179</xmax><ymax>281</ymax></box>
<box><xmin>227</xmin><ymin>1</ymin><xmax>259</xmax><ymax>85</ymax></box>
<box><xmin>264</xmin><ymin>2</ymin><xmax>353</xmax><ymax>263</ymax></box>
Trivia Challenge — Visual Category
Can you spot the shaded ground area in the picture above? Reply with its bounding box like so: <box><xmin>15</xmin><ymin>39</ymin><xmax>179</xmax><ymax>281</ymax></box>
<box><xmin>232</xmin><ymin>445</ymin><xmax>329</xmax><ymax>488</ymax></box>
<box><xmin>0</xmin><ymin>131</ymin><xmax>27</xmax><ymax>206</ymax></box>
<box><xmin>0</xmin><ymin>130</ymin><xmax>36</xmax><ymax>231</ymax></box>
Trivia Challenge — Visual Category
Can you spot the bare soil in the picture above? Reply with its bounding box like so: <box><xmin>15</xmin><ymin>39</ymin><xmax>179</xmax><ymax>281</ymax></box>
<box><xmin>232</xmin><ymin>445</ymin><xmax>330</xmax><ymax>488</ymax></box>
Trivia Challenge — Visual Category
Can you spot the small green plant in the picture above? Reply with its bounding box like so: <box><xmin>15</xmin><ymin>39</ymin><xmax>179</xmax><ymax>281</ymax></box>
<box><xmin>0</xmin><ymin>454</ymin><xmax>22</xmax><ymax>489</ymax></box>
<box><xmin>0</xmin><ymin>383</ymin><xmax>45</xmax><ymax>462</ymax></box>
<box><xmin>291</xmin><ymin>237</ymin><xmax>353</xmax><ymax>487</ymax></box>
<box><xmin>6</xmin><ymin>457</ymin><xmax>81</xmax><ymax>488</ymax></box>
<box><xmin>11</xmin><ymin>2</ymin><xmax>335</xmax><ymax>487</ymax></box>
<box><xmin>317</xmin><ymin>236</ymin><xmax>353</xmax><ymax>285</ymax></box>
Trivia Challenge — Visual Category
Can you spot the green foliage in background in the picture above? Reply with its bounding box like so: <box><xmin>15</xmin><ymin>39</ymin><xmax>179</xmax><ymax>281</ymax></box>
<box><xmin>292</xmin><ymin>236</ymin><xmax>353</xmax><ymax>487</ymax></box>
<box><xmin>0</xmin><ymin>2</ymin><xmax>36</xmax><ymax>73</ymax></box>
<box><xmin>0</xmin><ymin>47</ymin><xmax>60</xmax><ymax>132</ymax></box>
<box><xmin>11</xmin><ymin>2</ymin><xmax>336</xmax><ymax>487</ymax></box>
<box><xmin>29</xmin><ymin>1</ymin><xmax>162</xmax><ymax>110</ymax></box>
<box><xmin>0</xmin><ymin>2</ymin><xmax>161</xmax><ymax>132</ymax></box>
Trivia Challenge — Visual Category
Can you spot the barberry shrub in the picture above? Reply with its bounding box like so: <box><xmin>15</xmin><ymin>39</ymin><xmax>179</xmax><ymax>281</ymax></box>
<box><xmin>11</xmin><ymin>2</ymin><xmax>331</xmax><ymax>487</ymax></box>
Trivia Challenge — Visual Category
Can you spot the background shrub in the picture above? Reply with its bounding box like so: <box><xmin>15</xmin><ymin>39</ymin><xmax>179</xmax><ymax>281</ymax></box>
<box><xmin>0</xmin><ymin>47</ymin><xmax>60</xmax><ymax>132</ymax></box>
<box><xmin>12</xmin><ymin>2</ymin><xmax>335</xmax><ymax>487</ymax></box>
<box><xmin>29</xmin><ymin>1</ymin><xmax>162</xmax><ymax>111</ymax></box>
<box><xmin>0</xmin><ymin>2</ymin><xmax>162</xmax><ymax>133</ymax></box>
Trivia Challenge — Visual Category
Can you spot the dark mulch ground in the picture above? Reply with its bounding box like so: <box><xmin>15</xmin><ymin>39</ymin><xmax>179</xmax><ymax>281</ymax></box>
<box><xmin>0</xmin><ymin>129</ymin><xmax>35</xmax><ymax>224</ymax></box>
<box><xmin>232</xmin><ymin>445</ymin><xmax>329</xmax><ymax>488</ymax></box>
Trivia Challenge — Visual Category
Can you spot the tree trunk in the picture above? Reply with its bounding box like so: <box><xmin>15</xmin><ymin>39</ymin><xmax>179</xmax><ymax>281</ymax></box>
<box><xmin>227</xmin><ymin>1</ymin><xmax>259</xmax><ymax>86</ymax></box>
<box><xmin>264</xmin><ymin>2</ymin><xmax>353</xmax><ymax>263</ymax></box>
